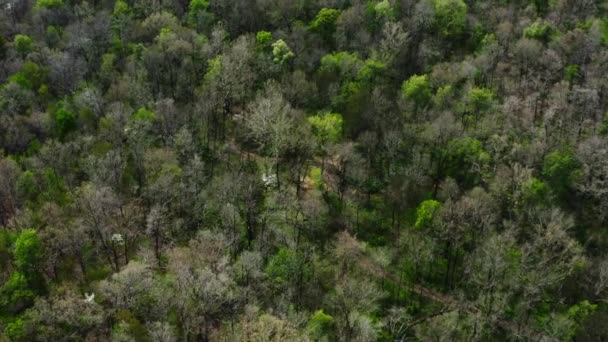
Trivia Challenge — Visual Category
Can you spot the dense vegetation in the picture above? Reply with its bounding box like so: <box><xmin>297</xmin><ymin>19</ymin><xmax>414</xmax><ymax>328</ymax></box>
<box><xmin>1</xmin><ymin>0</ymin><xmax>608</xmax><ymax>340</ymax></box>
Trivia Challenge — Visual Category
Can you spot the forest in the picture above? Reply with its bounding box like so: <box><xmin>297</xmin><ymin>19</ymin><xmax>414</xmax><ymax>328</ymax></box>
<box><xmin>1</xmin><ymin>0</ymin><xmax>608</xmax><ymax>340</ymax></box>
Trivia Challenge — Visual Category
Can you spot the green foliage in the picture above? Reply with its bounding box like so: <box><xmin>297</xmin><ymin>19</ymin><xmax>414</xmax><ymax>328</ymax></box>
<box><xmin>308</xmin><ymin>112</ymin><xmax>343</xmax><ymax>145</ymax></box>
<box><xmin>189</xmin><ymin>0</ymin><xmax>209</xmax><ymax>15</ymax></box>
<box><xmin>100</xmin><ymin>53</ymin><xmax>116</xmax><ymax>77</ymax></box>
<box><xmin>256</xmin><ymin>31</ymin><xmax>273</xmax><ymax>50</ymax></box>
<box><xmin>40</xmin><ymin>168</ymin><xmax>70</xmax><ymax>205</ymax></box>
<box><xmin>567</xmin><ymin>300</ymin><xmax>597</xmax><ymax>323</ymax></box>
<box><xmin>45</xmin><ymin>26</ymin><xmax>62</xmax><ymax>48</ymax></box>
<box><xmin>53</xmin><ymin>104</ymin><xmax>77</xmax><ymax>139</ymax></box>
<box><xmin>9</xmin><ymin>72</ymin><xmax>32</xmax><ymax>90</ymax></box>
<box><xmin>113</xmin><ymin>0</ymin><xmax>130</xmax><ymax>16</ymax></box>
<box><xmin>357</xmin><ymin>59</ymin><xmax>386</xmax><ymax>84</ymax></box>
<box><xmin>265</xmin><ymin>248</ymin><xmax>295</xmax><ymax>285</ymax></box>
<box><xmin>467</xmin><ymin>87</ymin><xmax>494</xmax><ymax>113</ymax></box>
<box><xmin>320</xmin><ymin>51</ymin><xmax>363</xmax><ymax>79</ymax></box>
<box><xmin>265</xmin><ymin>248</ymin><xmax>308</xmax><ymax>287</ymax></box>
<box><xmin>272</xmin><ymin>39</ymin><xmax>294</xmax><ymax>64</ymax></box>
<box><xmin>2</xmin><ymin>272</ymin><xmax>35</xmax><ymax>301</ymax></box>
<box><xmin>0</xmin><ymin>1</ymin><xmax>605</xmax><ymax>340</ymax></box>
<box><xmin>35</xmin><ymin>0</ymin><xmax>63</xmax><ymax>9</ymax></box>
<box><xmin>14</xmin><ymin>34</ymin><xmax>34</xmax><ymax>57</ymax></box>
<box><xmin>308</xmin><ymin>309</ymin><xmax>335</xmax><ymax>338</ymax></box>
<box><xmin>432</xmin><ymin>0</ymin><xmax>467</xmax><ymax>38</ymax></box>
<box><xmin>521</xmin><ymin>177</ymin><xmax>550</xmax><ymax>206</ymax></box>
<box><xmin>479</xmin><ymin>33</ymin><xmax>497</xmax><ymax>51</ymax></box>
<box><xmin>564</xmin><ymin>64</ymin><xmax>580</xmax><ymax>84</ymax></box>
<box><xmin>113</xmin><ymin>310</ymin><xmax>150</xmax><ymax>341</ymax></box>
<box><xmin>187</xmin><ymin>0</ymin><xmax>213</xmax><ymax>31</ymax></box>
<box><xmin>532</xmin><ymin>0</ymin><xmax>550</xmax><ymax>15</ymax></box>
<box><xmin>309</xmin><ymin>8</ymin><xmax>341</xmax><ymax>41</ymax></box>
<box><xmin>0</xmin><ymin>271</ymin><xmax>36</xmax><ymax>319</ymax></box>
<box><xmin>433</xmin><ymin>85</ymin><xmax>453</xmax><ymax>108</ymax></box>
<box><xmin>524</xmin><ymin>21</ymin><xmax>554</xmax><ymax>42</ymax></box>
<box><xmin>538</xmin><ymin>300</ymin><xmax>597</xmax><ymax>340</ymax></box>
<box><xmin>204</xmin><ymin>55</ymin><xmax>222</xmax><ymax>82</ymax></box>
<box><xmin>14</xmin><ymin>230</ymin><xmax>42</xmax><ymax>272</ymax></box>
<box><xmin>16</xmin><ymin>169</ymin><xmax>69</xmax><ymax>207</ymax></box>
<box><xmin>542</xmin><ymin>151</ymin><xmax>580</xmax><ymax>198</ymax></box>
<box><xmin>443</xmin><ymin>137</ymin><xmax>490</xmax><ymax>186</ymax></box>
<box><xmin>401</xmin><ymin>74</ymin><xmax>432</xmax><ymax>109</ymax></box>
<box><xmin>310</xmin><ymin>166</ymin><xmax>324</xmax><ymax>189</ymax></box>
<box><xmin>415</xmin><ymin>200</ymin><xmax>441</xmax><ymax>228</ymax></box>
<box><xmin>0</xmin><ymin>230</ymin><xmax>13</xmax><ymax>270</ymax></box>
<box><xmin>600</xmin><ymin>112</ymin><xmax>608</xmax><ymax>136</ymax></box>
<box><xmin>133</xmin><ymin>107</ymin><xmax>155</xmax><ymax>121</ymax></box>
<box><xmin>16</xmin><ymin>171</ymin><xmax>37</xmax><ymax>203</ymax></box>
<box><xmin>4</xmin><ymin>317</ymin><xmax>27</xmax><ymax>341</ymax></box>
<box><xmin>374</xmin><ymin>0</ymin><xmax>394</xmax><ymax>20</ymax></box>
<box><xmin>601</xmin><ymin>18</ymin><xmax>608</xmax><ymax>46</ymax></box>
<box><xmin>9</xmin><ymin>62</ymin><xmax>46</xmax><ymax>90</ymax></box>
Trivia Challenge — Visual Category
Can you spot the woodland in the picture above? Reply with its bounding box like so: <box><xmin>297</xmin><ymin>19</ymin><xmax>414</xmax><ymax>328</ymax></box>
<box><xmin>1</xmin><ymin>0</ymin><xmax>608</xmax><ymax>341</ymax></box>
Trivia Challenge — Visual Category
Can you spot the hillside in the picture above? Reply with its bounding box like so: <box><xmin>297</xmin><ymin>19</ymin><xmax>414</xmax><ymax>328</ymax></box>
<box><xmin>1</xmin><ymin>0</ymin><xmax>608</xmax><ymax>341</ymax></box>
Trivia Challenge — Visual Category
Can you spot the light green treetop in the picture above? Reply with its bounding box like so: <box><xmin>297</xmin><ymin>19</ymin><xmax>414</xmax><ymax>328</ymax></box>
<box><xmin>272</xmin><ymin>39</ymin><xmax>294</xmax><ymax>64</ymax></box>
<box><xmin>401</xmin><ymin>74</ymin><xmax>432</xmax><ymax>109</ymax></box>
<box><xmin>308</xmin><ymin>112</ymin><xmax>343</xmax><ymax>145</ymax></box>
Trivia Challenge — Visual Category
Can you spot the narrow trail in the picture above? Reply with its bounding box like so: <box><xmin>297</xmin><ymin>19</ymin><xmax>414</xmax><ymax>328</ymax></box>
<box><xmin>358</xmin><ymin>254</ymin><xmax>553</xmax><ymax>341</ymax></box>
<box><xmin>232</xmin><ymin>146</ymin><xmax>552</xmax><ymax>340</ymax></box>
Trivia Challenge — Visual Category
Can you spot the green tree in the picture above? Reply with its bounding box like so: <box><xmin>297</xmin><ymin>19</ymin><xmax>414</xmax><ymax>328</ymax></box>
<box><xmin>189</xmin><ymin>0</ymin><xmax>209</xmax><ymax>15</ymax></box>
<box><xmin>374</xmin><ymin>0</ymin><xmax>394</xmax><ymax>20</ymax></box>
<box><xmin>308</xmin><ymin>112</ymin><xmax>343</xmax><ymax>174</ymax></box>
<box><xmin>266</xmin><ymin>248</ymin><xmax>300</xmax><ymax>286</ymax></box>
<box><xmin>1</xmin><ymin>272</ymin><xmax>35</xmax><ymax>318</ymax></box>
<box><xmin>272</xmin><ymin>39</ymin><xmax>294</xmax><ymax>65</ymax></box>
<box><xmin>432</xmin><ymin>0</ymin><xmax>467</xmax><ymax>38</ymax></box>
<box><xmin>113</xmin><ymin>0</ymin><xmax>130</xmax><ymax>15</ymax></box>
<box><xmin>415</xmin><ymin>200</ymin><xmax>441</xmax><ymax>228</ymax></box>
<box><xmin>443</xmin><ymin>137</ymin><xmax>490</xmax><ymax>187</ymax></box>
<box><xmin>14</xmin><ymin>229</ymin><xmax>42</xmax><ymax>272</ymax></box>
<box><xmin>14</xmin><ymin>35</ymin><xmax>34</xmax><ymax>58</ymax></box>
<box><xmin>524</xmin><ymin>20</ymin><xmax>554</xmax><ymax>42</ymax></box>
<box><xmin>308</xmin><ymin>112</ymin><xmax>343</xmax><ymax>145</ymax></box>
<box><xmin>133</xmin><ymin>107</ymin><xmax>155</xmax><ymax>121</ymax></box>
<box><xmin>401</xmin><ymin>74</ymin><xmax>432</xmax><ymax>112</ymax></box>
<box><xmin>53</xmin><ymin>104</ymin><xmax>77</xmax><ymax>139</ymax></box>
<box><xmin>307</xmin><ymin>309</ymin><xmax>335</xmax><ymax>340</ymax></box>
<box><xmin>564</xmin><ymin>64</ymin><xmax>580</xmax><ymax>86</ymax></box>
<box><xmin>310</xmin><ymin>8</ymin><xmax>341</xmax><ymax>42</ymax></box>
<box><xmin>256</xmin><ymin>31</ymin><xmax>273</xmax><ymax>50</ymax></box>
<box><xmin>467</xmin><ymin>87</ymin><xmax>494</xmax><ymax>113</ymax></box>
<box><xmin>542</xmin><ymin>151</ymin><xmax>580</xmax><ymax>199</ymax></box>
<box><xmin>188</xmin><ymin>0</ymin><xmax>212</xmax><ymax>31</ymax></box>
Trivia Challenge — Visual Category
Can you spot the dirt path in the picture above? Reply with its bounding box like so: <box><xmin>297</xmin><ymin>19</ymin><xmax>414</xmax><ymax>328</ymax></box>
<box><xmin>358</xmin><ymin>254</ymin><xmax>552</xmax><ymax>341</ymax></box>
